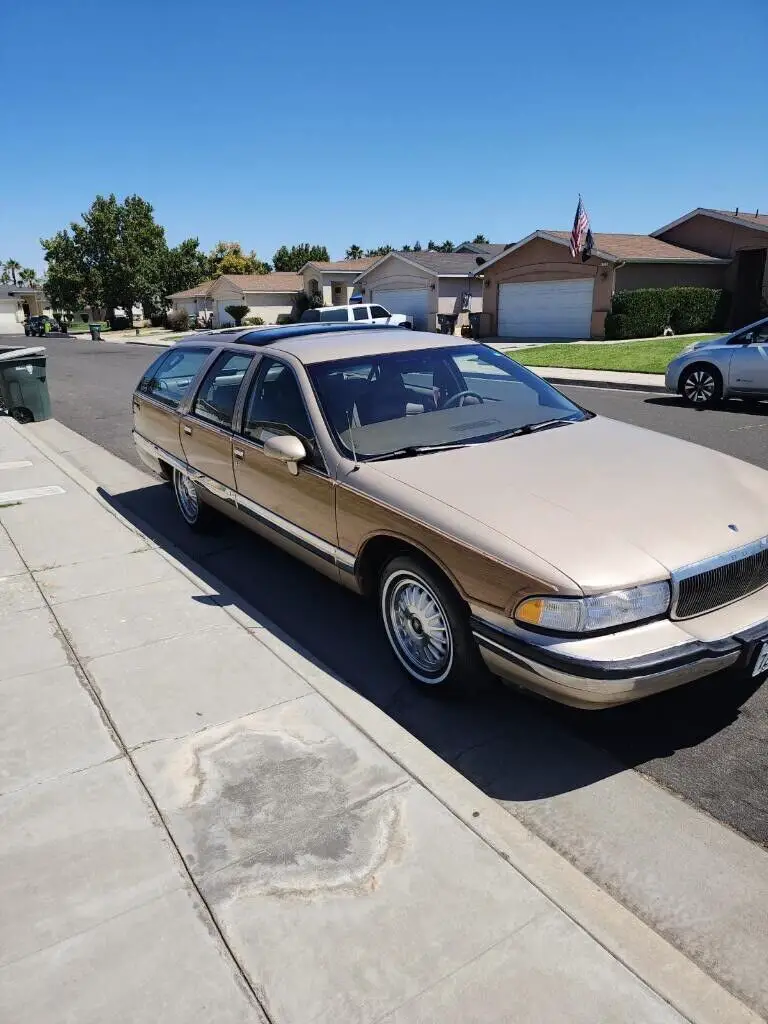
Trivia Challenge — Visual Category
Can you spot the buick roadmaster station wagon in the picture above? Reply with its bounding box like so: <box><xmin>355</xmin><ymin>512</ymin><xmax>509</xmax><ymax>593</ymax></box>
<box><xmin>132</xmin><ymin>325</ymin><xmax>768</xmax><ymax>708</ymax></box>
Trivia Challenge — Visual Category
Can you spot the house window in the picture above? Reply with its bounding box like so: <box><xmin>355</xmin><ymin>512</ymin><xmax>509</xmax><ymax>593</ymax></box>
<box><xmin>309</xmin><ymin>278</ymin><xmax>320</xmax><ymax>296</ymax></box>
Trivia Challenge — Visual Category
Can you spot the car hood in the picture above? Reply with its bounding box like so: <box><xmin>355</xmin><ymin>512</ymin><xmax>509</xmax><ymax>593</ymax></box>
<box><xmin>364</xmin><ymin>416</ymin><xmax>768</xmax><ymax>591</ymax></box>
<box><xmin>681</xmin><ymin>335</ymin><xmax>727</xmax><ymax>354</ymax></box>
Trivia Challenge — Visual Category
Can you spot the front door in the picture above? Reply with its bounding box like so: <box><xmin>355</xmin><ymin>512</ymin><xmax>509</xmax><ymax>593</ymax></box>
<box><xmin>180</xmin><ymin>349</ymin><xmax>254</xmax><ymax>494</ymax></box>
<box><xmin>728</xmin><ymin>323</ymin><xmax>768</xmax><ymax>393</ymax></box>
<box><xmin>232</xmin><ymin>356</ymin><xmax>337</xmax><ymax>573</ymax></box>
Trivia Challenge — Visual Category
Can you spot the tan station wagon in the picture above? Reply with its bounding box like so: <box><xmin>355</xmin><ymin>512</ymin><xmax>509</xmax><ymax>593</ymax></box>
<box><xmin>133</xmin><ymin>325</ymin><xmax>768</xmax><ymax>708</ymax></box>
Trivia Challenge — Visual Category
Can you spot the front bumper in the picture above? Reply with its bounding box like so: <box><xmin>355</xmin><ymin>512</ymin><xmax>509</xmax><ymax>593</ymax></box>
<box><xmin>470</xmin><ymin>615</ymin><xmax>767</xmax><ymax>708</ymax></box>
<box><xmin>665</xmin><ymin>361</ymin><xmax>684</xmax><ymax>393</ymax></box>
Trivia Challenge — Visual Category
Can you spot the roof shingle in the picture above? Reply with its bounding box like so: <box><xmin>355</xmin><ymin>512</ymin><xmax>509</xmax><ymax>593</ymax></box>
<box><xmin>545</xmin><ymin>231</ymin><xmax>725</xmax><ymax>262</ymax></box>
<box><xmin>708</xmin><ymin>209</ymin><xmax>768</xmax><ymax>228</ymax></box>
<box><xmin>305</xmin><ymin>258</ymin><xmax>377</xmax><ymax>272</ymax></box>
<box><xmin>219</xmin><ymin>272</ymin><xmax>303</xmax><ymax>292</ymax></box>
<box><xmin>390</xmin><ymin>251</ymin><xmax>485</xmax><ymax>275</ymax></box>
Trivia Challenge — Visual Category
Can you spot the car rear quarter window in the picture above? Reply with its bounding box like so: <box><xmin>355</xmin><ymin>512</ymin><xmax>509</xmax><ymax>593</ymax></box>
<box><xmin>192</xmin><ymin>351</ymin><xmax>253</xmax><ymax>428</ymax></box>
<box><xmin>139</xmin><ymin>347</ymin><xmax>212</xmax><ymax>408</ymax></box>
<box><xmin>320</xmin><ymin>309</ymin><xmax>349</xmax><ymax>322</ymax></box>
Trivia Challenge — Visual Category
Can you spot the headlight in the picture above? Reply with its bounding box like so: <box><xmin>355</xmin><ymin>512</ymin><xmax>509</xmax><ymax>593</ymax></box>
<box><xmin>514</xmin><ymin>581</ymin><xmax>671</xmax><ymax>635</ymax></box>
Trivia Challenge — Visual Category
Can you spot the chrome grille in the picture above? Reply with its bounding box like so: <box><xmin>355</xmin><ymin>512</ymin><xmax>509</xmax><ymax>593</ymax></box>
<box><xmin>673</xmin><ymin>535</ymin><xmax>768</xmax><ymax>619</ymax></box>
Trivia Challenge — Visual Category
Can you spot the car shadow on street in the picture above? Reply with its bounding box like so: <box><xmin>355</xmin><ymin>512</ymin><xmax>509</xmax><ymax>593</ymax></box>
<box><xmin>645</xmin><ymin>395</ymin><xmax>768</xmax><ymax>415</ymax></box>
<box><xmin>98</xmin><ymin>480</ymin><xmax>765</xmax><ymax>814</ymax></box>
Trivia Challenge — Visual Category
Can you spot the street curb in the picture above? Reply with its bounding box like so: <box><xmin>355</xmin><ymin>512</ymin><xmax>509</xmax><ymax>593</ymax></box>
<box><xmin>538</xmin><ymin>373</ymin><xmax>667</xmax><ymax>394</ymax></box>
<box><xmin>7</xmin><ymin>416</ymin><xmax>762</xmax><ymax>1024</ymax></box>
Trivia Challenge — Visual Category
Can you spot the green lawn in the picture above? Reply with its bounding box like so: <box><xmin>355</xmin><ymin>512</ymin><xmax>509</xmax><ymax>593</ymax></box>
<box><xmin>509</xmin><ymin>335</ymin><xmax>716</xmax><ymax>374</ymax></box>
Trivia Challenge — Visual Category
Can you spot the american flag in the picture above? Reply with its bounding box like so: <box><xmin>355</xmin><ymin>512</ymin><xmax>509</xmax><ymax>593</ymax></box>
<box><xmin>569</xmin><ymin>196</ymin><xmax>594</xmax><ymax>261</ymax></box>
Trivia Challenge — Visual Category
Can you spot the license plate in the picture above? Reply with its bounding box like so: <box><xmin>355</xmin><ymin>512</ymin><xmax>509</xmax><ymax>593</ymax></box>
<box><xmin>752</xmin><ymin>641</ymin><xmax>768</xmax><ymax>677</ymax></box>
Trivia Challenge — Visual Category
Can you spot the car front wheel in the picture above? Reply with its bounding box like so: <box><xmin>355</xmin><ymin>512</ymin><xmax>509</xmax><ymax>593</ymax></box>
<box><xmin>378</xmin><ymin>554</ymin><xmax>487</xmax><ymax>693</ymax></box>
<box><xmin>680</xmin><ymin>364</ymin><xmax>722</xmax><ymax>408</ymax></box>
<box><xmin>172</xmin><ymin>468</ymin><xmax>213</xmax><ymax>531</ymax></box>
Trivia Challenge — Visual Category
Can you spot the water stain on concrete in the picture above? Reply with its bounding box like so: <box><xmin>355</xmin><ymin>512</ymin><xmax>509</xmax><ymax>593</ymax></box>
<box><xmin>169</xmin><ymin>720</ymin><xmax>406</xmax><ymax>902</ymax></box>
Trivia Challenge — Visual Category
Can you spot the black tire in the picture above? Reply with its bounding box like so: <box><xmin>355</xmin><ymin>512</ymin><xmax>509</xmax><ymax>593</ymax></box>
<box><xmin>679</xmin><ymin>363</ymin><xmax>722</xmax><ymax>408</ymax></box>
<box><xmin>172</xmin><ymin>468</ymin><xmax>214</xmax><ymax>532</ymax></box>
<box><xmin>11</xmin><ymin>407</ymin><xmax>33</xmax><ymax>424</ymax></box>
<box><xmin>378</xmin><ymin>554</ymin><xmax>488</xmax><ymax>694</ymax></box>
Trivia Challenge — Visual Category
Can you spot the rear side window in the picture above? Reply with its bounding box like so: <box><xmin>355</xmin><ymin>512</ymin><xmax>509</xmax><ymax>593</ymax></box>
<box><xmin>320</xmin><ymin>308</ymin><xmax>349</xmax><ymax>322</ymax></box>
<box><xmin>138</xmin><ymin>347</ymin><xmax>212</xmax><ymax>407</ymax></box>
<box><xmin>370</xmin><ymin>305</ymin><xmax>390</xmax><ymax>318</ymax></box>
<box><xmin>192</xmin><ymin>351</ymin><xmax>253</xmax><ymax>428</ymax></box>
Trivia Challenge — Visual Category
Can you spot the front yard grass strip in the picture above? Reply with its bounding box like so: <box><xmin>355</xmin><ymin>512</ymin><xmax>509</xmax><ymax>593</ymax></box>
<box><xmin>508</xmin><ymin>336</ymin><xmax>715</xmax><ymax>375</ymax></box>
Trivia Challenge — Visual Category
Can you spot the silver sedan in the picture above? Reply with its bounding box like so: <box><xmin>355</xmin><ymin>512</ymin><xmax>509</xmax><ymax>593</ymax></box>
<box><xmin>666</xmin><ymin>315</ymin><xmax>768</xmax><ymax>407</ymax></box>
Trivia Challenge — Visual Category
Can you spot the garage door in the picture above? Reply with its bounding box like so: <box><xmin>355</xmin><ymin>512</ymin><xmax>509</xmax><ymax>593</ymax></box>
<box><xmin>498</xmin><ymin>279</ymin><xmax>593</xmax><ymax>338</ymax></box>
<box><xmin>0</xmin><ymin>299</ymin><xmax>23</xmax><ymax>334</ymax></box>
<box><xmin>372</xmin><ymin>289</ymin><xmax>429</xmax><ymax>331</ymax></box>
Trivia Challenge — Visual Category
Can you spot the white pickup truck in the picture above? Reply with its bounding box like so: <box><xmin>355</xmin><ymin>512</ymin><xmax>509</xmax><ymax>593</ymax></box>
<box><xmin>300</xmin><ymin>303</ymin><xmax>413</xmax><ymax>328</ymax></box>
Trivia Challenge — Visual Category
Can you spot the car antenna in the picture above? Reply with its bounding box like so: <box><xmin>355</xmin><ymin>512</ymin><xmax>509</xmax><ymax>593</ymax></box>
<box><xmin>346</xmin><ymin>410</ymin><xmax>360</xmax><ymax>471</ymax></box>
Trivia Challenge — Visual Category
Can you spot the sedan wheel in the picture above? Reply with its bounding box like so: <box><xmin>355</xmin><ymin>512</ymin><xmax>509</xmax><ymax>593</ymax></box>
<box><xmin>680</xmin><ymin>365</ymin><xmax>721</xmax><ymax>408</ymax></box>
<box><xmin>378</xmin><ymin>555</ymin><xmax>488</xmax><ymax>693</ymax></box>
<box><xmin>173</xmin><ymin>468</ymin><xmax>211</xmax><ymax>531</ymax></box>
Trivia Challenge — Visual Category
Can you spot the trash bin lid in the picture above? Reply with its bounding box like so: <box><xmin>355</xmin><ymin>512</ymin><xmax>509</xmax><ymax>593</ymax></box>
<box><xmin>0</xmin><ymin>346</ymin><xmax>45</xmax><ymax>361</ymax></box>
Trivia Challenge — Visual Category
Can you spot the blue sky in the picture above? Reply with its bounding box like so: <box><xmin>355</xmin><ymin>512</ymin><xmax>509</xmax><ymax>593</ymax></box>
<box><xmin>1</xmin><ymin>0</ymin><xmax>765</xmax><ymax>271</ymax></box>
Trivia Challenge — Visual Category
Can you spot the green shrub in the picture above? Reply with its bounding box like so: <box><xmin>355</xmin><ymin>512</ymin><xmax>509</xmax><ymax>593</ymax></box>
<box><xmin>242</xmin><ymin>315</ymin><xmax>265</xmax><ymax>326</ymax></box>
<box><xmin>224</xmin><ymin>304</ymin><xmax>249</xmax><ymax>325</ymax></box>
<box><xmin>275</xmin><ymin>313</ymin><xmax>293</xmax><ymax>325</ymax></box>
<box><xmin>166</xmin><ymin>308</ymin><xmax>189</xmax><ymax>331</ymax></box>
<box><xmin>605</xmin><ymin>288</ymin><xmax>730</xmax><ymax>340</ymax></box>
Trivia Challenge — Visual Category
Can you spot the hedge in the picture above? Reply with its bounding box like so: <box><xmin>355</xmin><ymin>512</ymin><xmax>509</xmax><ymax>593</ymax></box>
<box><xmin>69</xmin><ymin>321</ymin><xmax>110</xmax><ymax>334</ymax></box>
<box><xmin>604</xmin><ymin>287</ymin><xmax>730</xmax><ymax>340</ymax></box>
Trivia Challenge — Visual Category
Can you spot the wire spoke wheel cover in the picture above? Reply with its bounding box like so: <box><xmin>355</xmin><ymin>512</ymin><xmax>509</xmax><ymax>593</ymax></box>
<box><xmin>382</xmin><ymin>570</ymin><xmax>454</xmax><ymax>684</ymax></box>
<box><xmin>174</xmin><ymin>469</ymin><xmax>200</xmax><ymax>523</ymax></box>
<box><xmin>683</xmin><ymin>369</ymin><xmax>716</xmax><ymax>404</ymax></box>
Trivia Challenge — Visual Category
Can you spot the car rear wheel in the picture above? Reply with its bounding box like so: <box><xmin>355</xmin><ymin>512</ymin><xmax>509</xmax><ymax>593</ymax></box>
<box><xmin>173</xmin><ymin>468</ymin><xmax>213</xmax><ymax>531</ymax></box>
<box><xmin>680</xmin><ymin>364</ymin><xmax>722</xmax><ymax>408</ymax></box>
<box><xmin>378</xmin><ymin>554</ymin><xmax>487</xmax><ymax>694</ymax></box>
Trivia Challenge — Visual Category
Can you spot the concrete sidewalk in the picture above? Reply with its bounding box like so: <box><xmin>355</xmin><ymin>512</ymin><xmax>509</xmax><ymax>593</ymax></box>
<box><xmin>531</xmin><ymin>365</ymin><xmax>666</xmax><ymax>392</ymax></box>
<box><xmin>0</xmin><ymin>418</ymin><xmax>760</xmax><ymax>1024</ymax></box>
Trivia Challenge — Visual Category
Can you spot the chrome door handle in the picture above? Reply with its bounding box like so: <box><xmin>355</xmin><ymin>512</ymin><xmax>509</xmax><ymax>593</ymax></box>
<box><xmin>183</xmin><ymin>425</ymin><xmax>193</xmax><ymax>436</ymax></box>
<box><xmin>233</xmin><ymin>447</ymin><xmax>244</xmax><ymax>460</ymax></box>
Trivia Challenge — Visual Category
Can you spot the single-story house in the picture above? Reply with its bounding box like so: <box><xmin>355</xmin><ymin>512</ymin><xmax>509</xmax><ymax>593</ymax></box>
<box><xmin>653</xmin><ymin>208</ymin><xmax>768</xmax><ymax>327</ymax></box>
<box><xmin>0</xmin><ymin>286</ymin><xmax>47</xmax><ymax>333</ymax></box>
<box><xmin>300</xmin><ymin>258</ymin><xmax>377</xmax><ymax>307</ymax></box>
<box><xmin>477</xmin><ymin>231</ymin><xmax>729</xmax><ymax>340</ymax></box>
<box><xmin>353</xmin><ymin>251</ymin><xmax>485</xmax><ymax>331</ymax></box>
<box><xmin>168</xmin><ymin>273</ymin><xmax>303</xmax><ymax>326</ymax></box>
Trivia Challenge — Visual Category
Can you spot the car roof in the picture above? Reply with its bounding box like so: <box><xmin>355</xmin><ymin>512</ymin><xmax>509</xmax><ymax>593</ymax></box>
<box><xmin>174</xmin><ymin>325</ymin><xmax>471</xmax><ymax>364</ymax></box>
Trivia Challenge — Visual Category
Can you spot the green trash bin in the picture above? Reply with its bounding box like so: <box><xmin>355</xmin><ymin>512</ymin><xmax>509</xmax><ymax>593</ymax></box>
<box><xmin>0</xmin><ymin>346</ymin><xmax>51</xmax><ymax>423</ymax></box>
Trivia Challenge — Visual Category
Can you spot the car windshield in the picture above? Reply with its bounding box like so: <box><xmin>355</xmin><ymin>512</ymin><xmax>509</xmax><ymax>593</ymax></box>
<box><xmin>309</xmin><ymin>344</ymin><xmax>589</xmax><ymax>460</ymax></box>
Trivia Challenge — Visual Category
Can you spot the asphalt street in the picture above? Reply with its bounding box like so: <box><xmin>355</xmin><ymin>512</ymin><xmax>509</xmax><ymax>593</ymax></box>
<box><xmin>7</xmin><ymin>334</ymin><xmax>768</xmax><ymax>847</ymax></box>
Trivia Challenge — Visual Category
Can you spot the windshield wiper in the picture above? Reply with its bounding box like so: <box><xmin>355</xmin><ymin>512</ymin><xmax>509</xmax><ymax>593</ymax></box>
<box><xmin>365</xmin><ymin>442</ymin><xmax>473</xmax><ymax>462</ymax></box>
<box><xmin>487</xmin><ymin>418</ymin><xmax>576</xmax><ymax>441</ymax></box>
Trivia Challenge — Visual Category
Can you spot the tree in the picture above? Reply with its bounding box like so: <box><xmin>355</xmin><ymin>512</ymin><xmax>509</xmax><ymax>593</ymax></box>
<box><xmin>161</xmin><ymin>238</ymin><xmax>208</xmax><ymax>300</ymax></box>
<box><xmin>4</xmin><ymin>259</ymin><xmax>21</xmax><ymax>285</ymax></box>
<box><xmin>19</xmin><ymin>268</ymin><xmax>39</xmax><ymax>288</ymax></box>
<box><xmin>438</xmin><ymin>240</ymin><xmax>455</xmax><ymax>253</ymax></box>
<box><xmin>224</xmin><ymin>304</ymin><xmax>249</xmax><ymax>326</ymax></box>
<box><xmin>413</xmin><ymin>240</ymin><xmax>423</xmax><ymax>252</ymax></box>
<box><xmin>345</xmin><ymin>245</ymin><xmax>364</xmax><ymax>260</ymax></box>
<box><xmin>41</xmin><ymin>194</ymin><xmax>175</xmax><ymax>324</ymax></box>
<box><xmin>365</xmin><ymin>245</ymin><xmax>394</xmax><ymax>257</ymax></box>
<box><xmin>272</xmin><ymin>243</ymin><xmax>329</xmax><ymax>272</ymax></box>
<box><xmin>472</xmin><ymin>234</ymin><xmax>489</xmax><ymax>244</ymax></box>
<box><xmin>206</xmin><ymin>241</ymin><xmax>270</xmax><ymax>278</ymax></box>
<box><xmin>427</xmin><ymin>240</ymin><xmax>437</xmax><ymax>251</ymax></box>
<box><xmin>401</xmin><ymin>244</ymin><xmax>412</xmax><ymax>252</ymax></box>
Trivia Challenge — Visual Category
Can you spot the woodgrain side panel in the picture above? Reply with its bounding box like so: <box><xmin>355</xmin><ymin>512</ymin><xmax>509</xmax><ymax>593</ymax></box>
<box><xmin>135</xmin><ymin>399</ymin><xmax>185</xmax><ymax>460</ymax></box>
<box><xmin>336</xmin><ymin>485</ymin><xmax>555</xmax><ymax>614</ymax></box>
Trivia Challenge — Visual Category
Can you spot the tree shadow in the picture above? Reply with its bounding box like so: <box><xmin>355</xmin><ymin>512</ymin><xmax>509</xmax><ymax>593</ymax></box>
<box><xmin>97</xmin><ymin>479</ymin><xmax>765</xmax><ymax>837</ymax></box>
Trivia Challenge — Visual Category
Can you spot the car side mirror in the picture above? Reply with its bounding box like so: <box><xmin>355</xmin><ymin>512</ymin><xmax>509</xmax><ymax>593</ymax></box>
<box><xmin>263</xmin><ymin>434</ymin><xmax>306</xmax><ymax>476</ymax></box>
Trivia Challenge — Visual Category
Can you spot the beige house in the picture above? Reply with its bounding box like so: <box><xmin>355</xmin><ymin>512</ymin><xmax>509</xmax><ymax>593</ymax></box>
<box><xmin>300</xmin><ymin>258</ymin><xmax>377</xmax><ymax>307</ymax></box>
<box><xmin>168</xmin><ymin>273</ymin><xmax>303</xmax><ymax>326</ymax></box>
<box><xmin>477</xmin><ymin>231</ymin><xmax>728</xmax><ymax>339</ymax></box>
<box><xmin>0</xmin><ymin>285</ymin><xmax>48</xmax><ymax>333</ymax></box>
<box><xmin>353</xmin><ymin>251</ymin><xmax>485</xmax><ymax>331</ymax></box>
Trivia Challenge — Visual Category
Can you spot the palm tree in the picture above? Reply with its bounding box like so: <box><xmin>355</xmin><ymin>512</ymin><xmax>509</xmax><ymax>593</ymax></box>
<box><xmin>345</xmin><ymin>245</ymin><xmax>364</xmax><ymax>260</ymax></box>
<box><xmin>4</xmin><ymin>259</ymin><xmax>21</xmax><ymax>285</ymax></box>
<box><xmin>19</xmin><ymin>268</ymin><xmax>39</xmax><ymax>288</ymax></box>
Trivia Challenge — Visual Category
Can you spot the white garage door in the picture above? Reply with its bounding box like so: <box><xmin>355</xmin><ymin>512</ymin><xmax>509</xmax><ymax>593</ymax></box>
<box><xmin>372</xmin><ymin>289</ymin><xmax>429</xmax><ymax>331</ymax></box>
<box><xmin>498</xmin><ymin>279</ymin><xmax>594</xmax><ymax>339</ymax></box>
<box><xmin>0</xmin><ymin>299</ymin><xmax>23</xmax><ymax>334</ymax></box>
